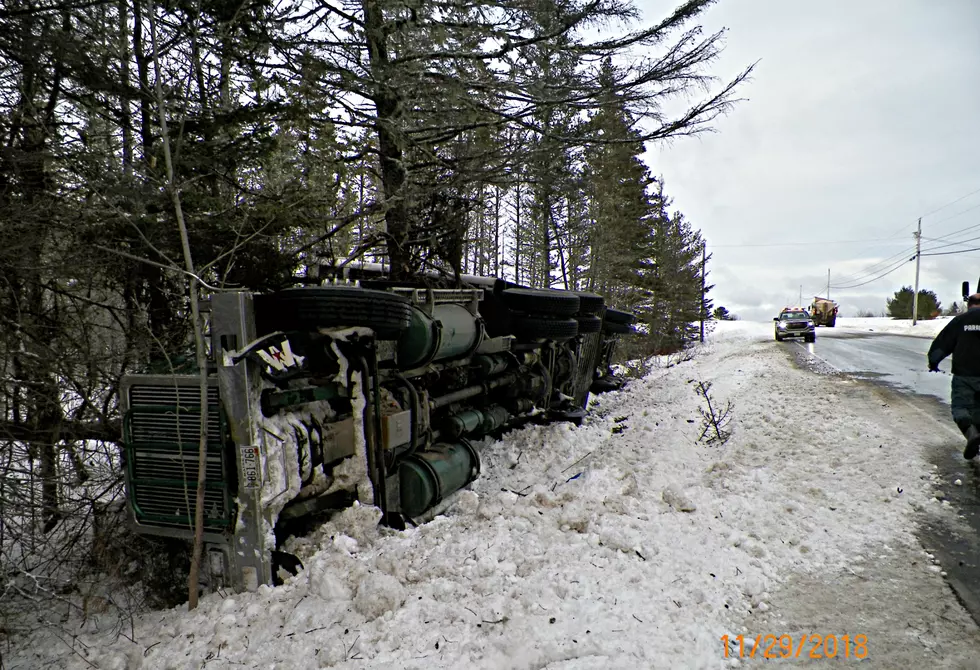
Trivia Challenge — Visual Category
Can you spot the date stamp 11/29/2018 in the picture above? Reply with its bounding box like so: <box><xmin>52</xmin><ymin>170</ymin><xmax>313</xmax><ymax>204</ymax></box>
<box><xmin>722</xmin><ymin>634</ymin><xmax>869</xmax><ymax>660</ymax></box>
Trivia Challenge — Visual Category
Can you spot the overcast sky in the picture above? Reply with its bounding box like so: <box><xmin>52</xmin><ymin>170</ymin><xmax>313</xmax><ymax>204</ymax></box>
<box><xmin>641</xmin><ymin>0</ymin><xmax>980</xmax><ymax>322</ymax></box>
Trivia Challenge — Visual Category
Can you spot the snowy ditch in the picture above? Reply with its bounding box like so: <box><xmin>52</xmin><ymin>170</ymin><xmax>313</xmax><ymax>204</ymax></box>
<box><xmin>5</xmin><ymin>321</ymin><xmax>977</xmax><ymax>669</ymax></box>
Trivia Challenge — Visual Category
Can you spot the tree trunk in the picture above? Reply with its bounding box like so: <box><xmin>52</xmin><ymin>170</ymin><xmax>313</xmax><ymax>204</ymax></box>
<box><xmin>190</xmin><ymin>10</ymin><xmax>219</xmax><ymax>198</ymax></box>
<box><xmin>119</xmin><ymin>0</ymin><xmax>133</xmax><ymax>175</ymax></box>
<box><xmin>132</xmin><ymin>0</ymin><xmax>155</xmax><ymax>166</ymax></box>
<box><xmin>493</xmin><ymin>185</ymin><xmax>501</xmax><ymax>277</ymax></box>
<box><xmin>513</xmin><ymin>181</ymin><xmax>522</xmax><ymax>285</ymax></box>
<box><xmin>37</xmin><ymin>376</ymin><xmax>64</xmax><ymax>533</ymax></box>
<box><xmin>539</xmin><ymin>190</ymin><xmax>551</xmax><ymax>288</ymax></box>
<box><xmin>361</xmin><ymin>0</ymin><xmax>411</xmax><ymax>279</ymax></box>
<box><xmin>149</xmin><ymin>3</ymin><xmax>211</xmax><ymax>610</ymax></box>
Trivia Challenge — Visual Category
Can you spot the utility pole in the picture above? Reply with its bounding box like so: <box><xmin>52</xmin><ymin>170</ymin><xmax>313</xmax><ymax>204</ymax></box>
<box><xmin>799</xmin><ymin>285</ymin><xmax>802</xmax><ymax>306</ymax></box>
<box><xmin>827</xmin><ymin>269</ymin><xmax>830</xmax><ymax>300</ymax></box>
<box><xmin>912</xmin><ymin>217</ymin><xmax>922</xmax><ymax>326</ymax></box>
<box><xmin>699</xmin><ymin>242</ymin><xmax>706</xmax><ymax>342</ymax></box>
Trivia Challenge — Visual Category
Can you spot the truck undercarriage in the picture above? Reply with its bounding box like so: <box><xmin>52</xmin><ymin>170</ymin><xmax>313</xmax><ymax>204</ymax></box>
<box><xmin>119</xmin><ymin>266</ymin><xmax>633</xmax><ymax>592</ymax></box>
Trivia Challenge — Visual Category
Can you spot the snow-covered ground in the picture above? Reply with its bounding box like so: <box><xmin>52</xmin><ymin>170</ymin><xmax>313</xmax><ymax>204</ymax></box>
<box><xmin>7</xmin><ymin>321</ymin><xmax>980</xmax><ymax>669</ymax></box>
<box><xmin>831</xmin><ymin>316</ymin><xmax>952</xmax><ymax>338</ymax></box>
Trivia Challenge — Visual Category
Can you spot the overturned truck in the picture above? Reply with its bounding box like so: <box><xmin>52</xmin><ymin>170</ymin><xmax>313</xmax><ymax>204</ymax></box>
<box><xmin>119</xmin><ymin>265</ymin><xmax>634</xmax><ymax>592</ymax></box>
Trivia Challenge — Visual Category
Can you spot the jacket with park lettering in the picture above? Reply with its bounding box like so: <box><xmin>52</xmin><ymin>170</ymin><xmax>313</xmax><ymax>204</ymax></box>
<box><xmin>928</xmin><ymin>307</ymin><xmax>980</xmax><ymax>376</ymax></box>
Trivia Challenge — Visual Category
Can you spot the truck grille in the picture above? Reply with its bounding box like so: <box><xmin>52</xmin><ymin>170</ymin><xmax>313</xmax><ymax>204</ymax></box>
<box><xmin>122</xmin><ymin>379</ymin><xmax>234</xmax><ymax>533</ymax></box>
<box><xmin>130</xmin><ymin>483</ymin><xmax>229</xmax><ymax>523</ymax></box>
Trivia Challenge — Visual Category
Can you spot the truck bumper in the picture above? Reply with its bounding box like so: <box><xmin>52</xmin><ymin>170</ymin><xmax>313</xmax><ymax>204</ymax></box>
<box><xmin>777</xmin><ymin>329</ymin><xmax>814</xmax><ymax>339</ymax></box>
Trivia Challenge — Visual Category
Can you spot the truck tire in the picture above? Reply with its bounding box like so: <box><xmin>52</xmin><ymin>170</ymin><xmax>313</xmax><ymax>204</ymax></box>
<box><xmin>574</xmin><ymin>292</ymin><xmax>605</xmax><ymax>316</ymax></box>
<box><xmin>805</xmin><ymin>334</ymin><xmax>816</xmax><ymax>343</ymax></box>
<box><xmin>254</xmin><ymin>287</ymin><xmax>413</xmax><ymax>340</ymax></box>
<box><xmin>501</xmin><ymin>288</ymin><xmax>580</xmax><ymax>317</ymax></box>
<box><xmin>603</xmin><ymin>320</ymin><xmax>632</xmax><ymax>335</ymax></box>
<box><xmin>575</xmin><ymin>315</ymin><xmax>602</xmax><ymax>334</ymax></box>
<box><xmin>604</xmin><ymin>308</ymin><xmax>635</xmax><ymax>325</ymax></box>
<box><xmin>828</xmin><ymin>317</ymin><xmax>836</xmax><ymax>327</ymax></box>
<box><xmin>513</xmin><ymin>316</ymin><xmax>579</xmax><ymax>341</ymax></box>
<box><xmin>774</xmin><ymin>334</ymin><xmax>782</xmax><ymax>342</ymax></box>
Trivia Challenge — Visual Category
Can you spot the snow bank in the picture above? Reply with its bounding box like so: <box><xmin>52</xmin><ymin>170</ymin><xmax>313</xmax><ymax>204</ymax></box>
<box><xmin>831</xmin><ymin>316</ymin><xmax>951</xmax><ymax>338</ymax></box>
<box><xmin>712</xmin><ymin>316</ymin><xmax>952</xmax><ymax>340</ymax></box>
<box><xmin>707</xmin><ymin>320</ymin><xmax>772</xmax><ymax>343</ymax></box>
<box><xmin>5</xmin><ymin>323</ymin><xmax>965</xmax><ymax>669</ymax></box>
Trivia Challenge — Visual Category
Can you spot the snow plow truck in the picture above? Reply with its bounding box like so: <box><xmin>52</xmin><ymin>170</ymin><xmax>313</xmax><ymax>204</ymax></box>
<box><xmin>809</xmin><ymin>297</ymin><xmax>838</xmax><ymax>327</ymax></box>
<box><xmin>118</xmin><ymin>263</ymin><xmax>634</xmax><ymax>593</ymax></box>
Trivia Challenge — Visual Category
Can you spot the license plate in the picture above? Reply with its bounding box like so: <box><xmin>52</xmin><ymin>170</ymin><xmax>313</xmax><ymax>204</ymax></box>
<box><xmin>240</xmin><ymin>446</ymin><xmax>260</xmax><ymax>489</ymax></box>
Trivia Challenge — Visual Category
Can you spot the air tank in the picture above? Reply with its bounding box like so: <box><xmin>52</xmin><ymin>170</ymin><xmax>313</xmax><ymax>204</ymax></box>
<box><xmin>398</xmin><ymin>441</ymin><xmax>480</xmax><ymax>517</ymax></box>
<box><xmin>397</xmin><ymin>304</ymin><xmax>483</xmax><ymax>369</ymax></box>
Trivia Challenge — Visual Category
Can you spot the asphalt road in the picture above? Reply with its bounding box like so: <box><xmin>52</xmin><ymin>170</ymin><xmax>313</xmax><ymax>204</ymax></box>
<box><xmin>784</xmin><ymin>328</ymin><xmax>980</xmax><ymax>626</ymax></box>
<box><xmin>793</xmin><ymin>330</ymin><xmax>952</xmax><ymax>404</ymax></box>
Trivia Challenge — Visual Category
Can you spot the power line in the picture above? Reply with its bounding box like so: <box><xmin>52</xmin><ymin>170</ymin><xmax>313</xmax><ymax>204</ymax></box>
<box><xmin>708</xmin><ymin>192</ymin><xmax>980</xmax><ymax>250</ymax></box>
<box><xmin>919</xmin><ymin>208</ymin><xmax>980</xmax><ymax>246</ymax></box>
<box><xmin>708</xmin><ymin>238</ymin><xmax>914</xmax><ymax>249</ymax></box>
<box><xmin>830</xmin><ymin>255</ymin><xmax>913</xmax><ymax>290</ymax></box>
<box><xmin>830</xmin><ymin>245</ymin><xmax>916</xmax><ymax>285</ymax></box>
<box><xmin>920</xmin><ymin>186</ymin><xmax>980</xmax><ymax>219</ymax></box>
<box><xmin>832</xmin><ymin>246</ymin><xmax>914</xmax><ymax>281</ymax></box>
<box><xmin>801</xmin><ymin>283</ymin><xmax>826</xmax><ymax>300</ymax></box>
<box><xmin>805</xmin><ymin>186</ymin><xmax>980</xmax><ymax>298</ymax></box>
<box><xmin>839</xmin><ymin>234</ymin><xmax>980</xmax><ymax>287</ymax></box>
<box><xmin>881</xmin><ymin>185</ymin><xmax>980</xmax><ymax>240</ymax></box>
<box><xmin>934</xmin><ymin>201</ymin><xmax>980</xmax><ymax>226</ymax></box>
<box><xmin>831</xmin><ymin>260</ymin><xmax>911</xmax><ymax>290</ymax></box>
<box><xmin>921</xmin><ymin>246</ymin><xmax>980</xmax><ymax>258</ymax></box>
<box><xmin>884</xmin><ymin>220</ymin><xmax>921</xmax><ymax>240</ymax></box>
<box><xmin>921</xmin><ymin>233</ymin><xmax>980</xmax><ymax>254</ymax></box>
<box><xmin>721</xmin><ymin>187</ymin><xmax>980</xmax><ymax>297</ymax></box>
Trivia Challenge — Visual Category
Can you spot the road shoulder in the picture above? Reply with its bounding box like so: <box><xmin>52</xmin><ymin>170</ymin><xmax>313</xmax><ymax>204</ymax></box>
<box><xmin>726</xmin><ymin>340</ymin><xmax>980</xmax><ymax>667</ymax></box>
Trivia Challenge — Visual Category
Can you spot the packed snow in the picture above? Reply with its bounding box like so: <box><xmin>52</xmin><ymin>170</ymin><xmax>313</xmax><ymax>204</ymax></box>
<box><xmin>7</xmin><ymin>321</ymin><xmax>980</xmax><ymax>669</ymax></box>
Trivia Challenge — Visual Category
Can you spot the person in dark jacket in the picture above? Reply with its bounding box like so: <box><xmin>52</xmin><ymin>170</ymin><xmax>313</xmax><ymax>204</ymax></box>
<box><xmin>928</xmin><ymin>293</ymin><xmax>980</xmax><ymax>459</ymax></box>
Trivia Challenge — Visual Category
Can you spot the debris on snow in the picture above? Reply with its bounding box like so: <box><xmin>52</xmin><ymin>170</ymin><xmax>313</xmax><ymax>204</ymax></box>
<box><xmin>662</xmin><ymin>484</ymin><xmax>698</xmax><ymax>512</ymax></box>
<box><xmin>353</xmin><ymin>573</ymin><xmax>407</xmax><ymax>620</ymax></box>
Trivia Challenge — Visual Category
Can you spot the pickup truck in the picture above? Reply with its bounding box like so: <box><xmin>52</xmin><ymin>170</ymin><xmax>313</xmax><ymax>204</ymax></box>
<box><xmin>774</xmin><ymin>307</ymin><xmax>816</xmax><ymax>343</ymax></box>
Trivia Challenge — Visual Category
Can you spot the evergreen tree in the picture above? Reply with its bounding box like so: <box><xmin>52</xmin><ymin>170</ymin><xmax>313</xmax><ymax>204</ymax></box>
<box><xmin>642</xmin><ymin>187</ymin><xmax>713</xmax><ymax>351</ymax></box>
<box><xmin>582</xmin><ymin>59</ymin><xmax>657</xmax><ymax>304</ymax></box>
<box><xmin>887</xmin><ymin>287</ymin><xmax>941</xmax><ymax>319</ymax></box>
<box><xmin>291</xmin><ymin>0</ymin><xmax>752</xmax><ymax>277</ymax></box>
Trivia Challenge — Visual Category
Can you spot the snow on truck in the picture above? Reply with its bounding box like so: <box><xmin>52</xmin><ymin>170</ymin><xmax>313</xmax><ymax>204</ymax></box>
<box><xmin>119</xmin><ymin>264</ymin><xmax>633</xmax><ymax>593</ymax></box>
<box><xmin>809</xmin><ymin>297</ymin><xmax>838</xmax><ymax>327</ymax></box>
